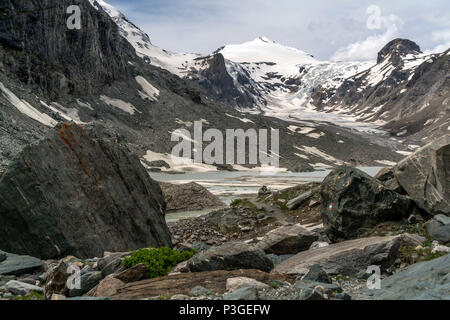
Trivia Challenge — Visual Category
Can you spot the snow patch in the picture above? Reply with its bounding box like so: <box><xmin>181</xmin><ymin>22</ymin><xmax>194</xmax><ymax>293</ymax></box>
<box><xmin>396</xmin><ymin>150</ymin><xmax>413</xmax><ymax>156</ymax></box>
<box><xmin>143</xmin><ymin>150</ymin><xmax>217</xmax><ymax>173</ymax></box>
<box><xmin>375</xmin><ymin>160</ymin><xmax>397</xmax><ymax>166</ymax></box>
<box><xmin>295</xmin><ymin>145</ymin><xmax>342</xmax><ymax>164</ymax></box>
<box><xmin>225</xmin><ymin>113</ymin><xmax>255</xmax><ymax>124</ymax></box>
<box><xmin>136</xmin><ymin>76</ymin><xmax>159</xmax><ymax>101</ymax></box>
<box><xmin>0</xmin><ymin>82</ymin><xmax>56</xmax><ymax>127</ymax></box>
<box><xmin>100</xmin><ymin>95</ymin><xmax>138</xmax><ymax>114</ymax></box>
<box><xmin>40</xmin><ymin>101</ymin><xmax>86</xmax><ymax>124</ymax></box>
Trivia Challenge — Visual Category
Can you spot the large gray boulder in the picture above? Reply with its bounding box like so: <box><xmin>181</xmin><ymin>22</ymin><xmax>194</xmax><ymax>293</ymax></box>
<box><xmin>427</xmin><ymin>215</ymin><xmax>450</xmax><ymax>243</ymax></box>
<box><xmin>320</xmin><ymin>166</ymin><xmax>413</xmax><ymax>241</ymax></box>
<box><xmin>6</xmin><ymin>280</ymin><xmax>43</xmax><ymax>296</ymax></box>
<box><xmin>272</xmin><ymin>236</ymin><xmax>401</xmax><ymax>276</ymax></box>
<box><xmin>256</xmin><ymin>224</ymin><xmax>319</xmax><ymax>255</ymax></box>
<box><xmin>0</xmin><ymin>251</ymin><xmax>42</xmax><ymax>276</ymax></box>
<box><xmin>367</xmin><ymin>254</ymin><xmax>450</xmax><ymax>300</ymax></box>
<box><xmin>0</xmin><ymin>123</ymin><xmax>172</xmax><ymax>259</ymax></box>
<box><xmin>187</xmin><ymin>241</ymin><xmax>274</xmax><ymax>272</ymax></box>
<box><xmin>394</xmin><ymin>135</ymin><xmax>450</xmax><ymax>216</ymax></box>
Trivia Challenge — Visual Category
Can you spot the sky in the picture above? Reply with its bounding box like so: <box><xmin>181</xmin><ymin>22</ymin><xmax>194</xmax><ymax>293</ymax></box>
<box><xmin>105</xmin><ymin>0</ymin><xmax>450</xmax><ymax>61</ymax></box>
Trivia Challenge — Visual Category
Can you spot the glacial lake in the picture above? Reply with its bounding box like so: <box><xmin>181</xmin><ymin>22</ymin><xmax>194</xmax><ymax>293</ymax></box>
<box><xmin>149</xmin><ymin>167</ymin><xmax>384</xmax><ymax>222</ymax></box>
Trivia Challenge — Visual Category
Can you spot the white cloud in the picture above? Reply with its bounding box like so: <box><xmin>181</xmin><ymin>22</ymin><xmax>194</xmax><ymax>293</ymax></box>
<box><xmin>424</xmin><ymin>29</ymin><xmax>450</xmax><ymax>54</ymax></box>
<box><xmin>331</xmin><ymin>13</ymin><xmax>403</xmax><ymax>61</ymax></box>
<box><xmin>107</xmin><ymin>0</ymin><xmax>450</xmax><ymax>61</ymax></box>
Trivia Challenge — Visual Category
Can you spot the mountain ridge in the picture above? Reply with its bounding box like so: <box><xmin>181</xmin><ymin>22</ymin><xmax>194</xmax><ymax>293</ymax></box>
<box><xmin>91</xmin><ymin>0</ymin><xmax>448</xmax><ymax>146</ymax></box>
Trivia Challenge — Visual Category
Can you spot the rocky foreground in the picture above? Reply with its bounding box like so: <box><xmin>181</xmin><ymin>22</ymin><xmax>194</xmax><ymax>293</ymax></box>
<box><xmin>0</xmin><ymin>128</ymin><xmax>449</xmax><ymax>300</ymax></box>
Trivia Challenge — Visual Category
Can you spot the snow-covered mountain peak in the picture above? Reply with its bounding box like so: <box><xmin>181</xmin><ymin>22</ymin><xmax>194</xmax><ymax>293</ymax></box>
<box><xmin>217</xmin><ymin>37</ymin><xmax>317</xmax><ymax>66</ymax></box>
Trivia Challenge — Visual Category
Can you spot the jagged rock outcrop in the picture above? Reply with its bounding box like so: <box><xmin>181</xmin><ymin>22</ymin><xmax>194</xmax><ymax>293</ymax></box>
<box><xmin>0</xmin><ymin>0</ymin><xmax>135</xmax><ymax>99</ymax></box>
<box><xmin>394</xmin><ymin>135</ymin><xmax>450</xmax><ymax>216</ymax></box>
<box><xmin>0</xmin><ymin>123</ymin><xmax>172</xmax><ymax>259</ymax></box>
<box><xmin>188</xmin><ymin>53</ymin><xmax>259</xmax><ymax>109</ymax></box>
<box><xmin>377</xmin><ymin>38</ymin><xmax>422</xmax><ymax>65</ymax></box>
<box><xmin>320</xmin><ymin>166</ymin><xmax>413</xmax><ymax>241</ymax></box>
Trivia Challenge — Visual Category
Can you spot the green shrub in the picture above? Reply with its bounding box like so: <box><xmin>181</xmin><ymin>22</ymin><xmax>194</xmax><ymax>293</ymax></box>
<box><xmin>122</xmin><ymin>247</ymin><xmax>195</xmax><ymax>279</ymax></box>
<box><xmin>230</xmin><ymin>198</ymin><xmax>257</xmax><ymax>210</ymax></box>
<box><xmin>230</xmin><ymin>198</ymin><xmax>243</xmax><ymax>207</ymax></box>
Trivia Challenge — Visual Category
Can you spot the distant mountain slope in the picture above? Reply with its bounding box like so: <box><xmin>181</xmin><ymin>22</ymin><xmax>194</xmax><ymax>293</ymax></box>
<box><xmin>312</xmin><ymin>39</ymin><xmax>450</xmax><ymax>144</ymax></box>
<box><xmin>92</xmin><ymin>1</ymin><xmax>449</xmax><ymax>146</ymax></box>
<box><xmin>0</xmin><ymin>0</ymin><xmax>407</xmax><ymax>172</ymax></box>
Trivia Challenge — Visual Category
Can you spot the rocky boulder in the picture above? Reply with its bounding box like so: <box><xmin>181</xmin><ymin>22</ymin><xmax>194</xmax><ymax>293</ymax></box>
<box><xmin>187</xmin><ymin>241</ymin><xmax>274</xmax><ymax>272</ymax></box>
<box><xmin>97</xmin><ymin>252</ymin><xmax>129</xmax><ymax>278</ymax></box>
<box><xmin>0</xmin><ymin>251</ymin><xmax>42</xmax><ymax>276</ymax></box>
<box><xmin>366</xmin><ymin>254</ymin><xmax>450</xmax><ymax>300</ymax></box>
<box><xmin>160</xmin><ymin>182</ymin><xmax>225</xmax><ymax>212</ymax></box>
<box><xmin>427</xmin><ymin>215</ymin><xmax>450</xmax><ymax>243</ymax></box>
<box><xmin>320</xmin><ymin>166</ymin><xmax>413</xmax><ymax>241</ymax></box>
<box><xmin>0</xmin><ymin>123</ymin><xmax>172</xmax><ymax>259</ymax></box>
<box><xmin>6</xmin><ymin>280</ymin><xmax>43</xmax><ymax>296</ymax></box>
<box><xmin>286</xmin><ymin>189</ymin><xmax>317</xmax><ymax>210</ymax></box>
<box><xmin>301</xmin><ymin>264</ymin><xmax>332</xmax><ymax>284</ymax></box>
<box><xmin>374</xmin><ymin>167</ymin><xmax>405</xmax><ymax>194</ymax></box>
<box><xmin>394</xmin><ymin>135</ymin><xmax>450</xmax><ymax>216</ymax></box>
<box><xmin>272</xmin><ymin>236</ymin><xmax>401</xmax><ymax>276</ymax></box>
<box><xmin>256</xmin><ymin>224</ymin><xmax>319</xmax><ymax>255</ymax></box>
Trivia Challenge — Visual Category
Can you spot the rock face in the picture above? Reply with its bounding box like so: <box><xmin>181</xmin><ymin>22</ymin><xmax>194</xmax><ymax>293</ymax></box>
<box><xmin>367</xmin><ymin>254</ymin><xmax>450</xmax><ymax>300</ymax></box>
<box><xmin>256</xmin><ymin>224</ymin><xmax>319</xmax><ymax>255</ymax></box>
<box><xmin>321</xmin><ymin>166</ymin><xmax>413</xmax><ymax>241</ymax></box>
<box><xmin>160</xmin><ymin>182</ymin><xmax>225</xmax><ymax>212</ymax></box>
<box><xmin>187</xmin><ymin>241</ymin><xmax>274</xmax><ymax>272</ymax></box>
<box><xmin>0</xmin><ymin>0</ymin><xmax>135</xmax><ymax>100</ymax></box>
<box><xmin>272</xmin><ymin>236</ymin><xmax>401</xmax><ymax>276</ymax></box>
<box><xmin>377</xmin><ymin>39</ymin><xmax>422</xmax><ymax>65</ymax></box>
<box><xmin>394</xmin><ymin>135</ymin><xmax>450</xmax><ymax>216</ymax></box>
<box><xmin>0</xmin><ymin>123</ymin><xmax>172</xmax><ymax>259</ymax></box>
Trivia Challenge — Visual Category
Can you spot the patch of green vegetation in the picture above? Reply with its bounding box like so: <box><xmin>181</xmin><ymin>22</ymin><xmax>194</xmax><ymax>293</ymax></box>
<box><xmin>230</xmin><ymin>198</ymin><xmax>258</xmax><ymax>214</ymax></box>
<box><xmin>268</xmin><ymin>280</ymin><xmax>284</xmax><ymax>289</ymax></box>
<box><xmin>12</xmin><ymin>291</ymin><xmax>44</xmax><ymax>300</ymax></box>
<box><xmin>363</xmin><ymin>222</ymin><xmax>429</xmax><ymax>241</ymax></box>
<box><xmin>399</xmin><ymin>245</ymin><xmax>446</xmax><ymax>264</ymax></box>
<box><xmin>230</xmin><ymin>198</ymin><xmax>256</xmax><ymax>209</ymax></box>
<box><xmin>122</xmin><ymin>247</ymin><xmax>195</xmax><ymax>279</ymax></box>
<box><xmin>333</xmin><ymin>275</ymin><xmax>351</xmax><ymax>281</ymax></box>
